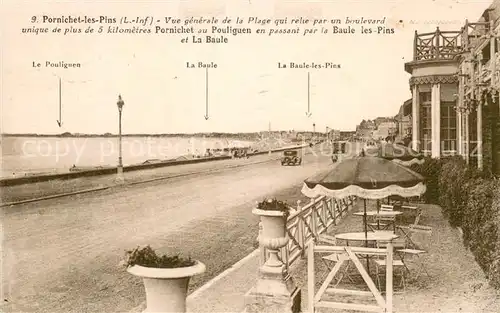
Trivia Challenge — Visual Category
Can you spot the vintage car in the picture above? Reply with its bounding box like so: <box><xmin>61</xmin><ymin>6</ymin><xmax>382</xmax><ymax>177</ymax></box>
<box><xmin>281</xmin><ymin>149</ymin><xmax>302</xmax><ymax>166</ymax></box>
<box><xmin>333</xmin><ymin>141</ymin><xmax>347</xmax><ymax>154</ymax></box>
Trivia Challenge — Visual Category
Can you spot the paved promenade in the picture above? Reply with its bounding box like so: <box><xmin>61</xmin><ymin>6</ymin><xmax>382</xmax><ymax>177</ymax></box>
<box><xmin>1</xmin><ymin>146</ymin><xmax>334</xmax><ymax>313</ymax></box>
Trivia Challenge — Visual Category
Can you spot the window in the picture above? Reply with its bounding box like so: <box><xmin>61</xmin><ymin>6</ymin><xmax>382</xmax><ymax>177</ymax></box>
<box><xmin>482</xmin><ymin>45</ymin><xmax>491</xmax><ymax>64</ymax></box>
<box><xmin>419</xmin><ymin>91</ymin><xmax>432</xmax><ymax>151</ymax></box>
<box><xmin>441</xmin><ymin>101</ymin><xmax>457</xmax><ymax>152</ymax></box>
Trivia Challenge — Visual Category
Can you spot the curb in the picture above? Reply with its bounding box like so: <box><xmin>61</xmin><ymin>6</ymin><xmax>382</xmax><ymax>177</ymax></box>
<box><xmin>1</xmin><ymin>157</ymin><xmax>281</xmax><ymax>207</ymax></box>
<box><xmin>188</xmin><ymin>249</ymin><xmax>260</xmax><ymax>300</ymax></box>
<box><xmin>126</xmin><ymin>157</ymin><xmax>280</xmax><ymax>186</ymax></box>
<box><xmin>0</xmin><ymin>186</ymin><xmax>110</xmax><ymax>207</ymax></box>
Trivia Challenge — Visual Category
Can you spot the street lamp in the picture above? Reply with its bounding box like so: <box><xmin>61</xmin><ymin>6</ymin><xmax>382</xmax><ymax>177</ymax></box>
<box><xmin>313</xmin><ymin>123</ymin><xmax>316</xmax><ymax>141</ymax></box>
<box><xmin>116</xmin><ymin>95</ymin><xmax>125</xmax><ymax>182</ymax></box>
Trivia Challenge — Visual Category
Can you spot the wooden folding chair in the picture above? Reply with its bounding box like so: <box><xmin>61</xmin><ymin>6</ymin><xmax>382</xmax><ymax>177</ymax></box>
<box><xmin>318</xmin><ymin>234</ymin><xmax>356</xmax><ymax>285</ymax></box>
<box><xmin>388</xmin><ymin>195</ymin><xmax>409</xmax><ymax>206</ymax></box>
<box><xmin>368</xmin><ymin>214</ymin><xmax>396</xmax><ymax>232</ymax></box>
<box><xmin>397</xmin><ymin>223</ymin><xmax>432</xmax><ymax>250</ymax></box>
<box><xmin>396</xmin><ymin>248</ymin><xmax>429</xmax><ymax>279</ymax></box>
<box><xmin>374</xmin><ymin>238</ymin><xmax>406</xmax><ymax>293</ymax></box>
<box><xmin>395</xmin><ymin>224</ymin><xmax>432</xmax><ymax>279</ymax></box>
<box><xmin>401</xmin><ymin>205</ymin><xmax>423</xmax><ymax>225</ymax></box>
<box><xmin>366</xmin><ymin>204</ymin><xmax>394</xmax><ymax>231</ymax></box>
<box><xmin>380</xmin><ymin>204</ymin><xmax>394</xmax><ymax>211</ymax></box>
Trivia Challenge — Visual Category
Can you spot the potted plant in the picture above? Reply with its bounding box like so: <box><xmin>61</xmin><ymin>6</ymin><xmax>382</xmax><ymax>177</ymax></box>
<box><xmin>253</xmin><ymin>198</ymin><xmax>291</xmax><ymax>238</ymax></box>
<box><xmin>251</xmin><ymin>198</ymin><xmax>300</xmax><ymax>303</ymax></box>
<box><xmin>123</xmin><ymin>245</ymin><xmax>205</xmax><ymax>313</ymax></box>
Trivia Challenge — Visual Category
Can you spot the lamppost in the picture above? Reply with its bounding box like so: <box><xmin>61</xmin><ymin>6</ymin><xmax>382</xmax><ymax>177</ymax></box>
<box><xmin>116</xmin><ymin>95</ymin><xmax>125</xmax><ymax>183</ymax></box>
<box><xmin>313</xmin><ymin>123</ymin><xmax>316</xmax><ymax>141</ymax></box>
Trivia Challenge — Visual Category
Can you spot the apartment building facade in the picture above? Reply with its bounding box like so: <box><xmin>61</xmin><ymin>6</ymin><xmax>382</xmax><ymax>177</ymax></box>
<box><xmin>404</xmin><ymin>0</ymin><xmax>500</xmax><ymax>175</ymax></box>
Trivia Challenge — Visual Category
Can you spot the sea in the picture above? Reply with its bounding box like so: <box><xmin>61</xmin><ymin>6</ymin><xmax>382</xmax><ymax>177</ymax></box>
<box><xmin>0</xmin><ymin>136</ymin><xmax>254</xmax><ymax>178</ymax></box>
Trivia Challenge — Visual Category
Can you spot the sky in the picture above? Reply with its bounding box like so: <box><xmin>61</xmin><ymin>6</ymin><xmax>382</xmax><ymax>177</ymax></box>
<box><xmin>1</xmin><ymin>0</ymin><xmax>490</xmax><ymax>134</ymax></box>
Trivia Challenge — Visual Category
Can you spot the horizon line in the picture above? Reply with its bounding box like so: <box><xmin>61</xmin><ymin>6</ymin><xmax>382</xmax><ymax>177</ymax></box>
<box><xmin>1</xmin><ymin>130</ymin><xmax>356</xmax><ymax>137</ymax></box>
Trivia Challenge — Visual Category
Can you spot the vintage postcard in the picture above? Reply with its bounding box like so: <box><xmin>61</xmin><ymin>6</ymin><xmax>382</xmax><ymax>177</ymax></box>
<box><xmin>1</xmin><ymin>0</ymin><xmax>500</xmax><ymax>312</ymax></box>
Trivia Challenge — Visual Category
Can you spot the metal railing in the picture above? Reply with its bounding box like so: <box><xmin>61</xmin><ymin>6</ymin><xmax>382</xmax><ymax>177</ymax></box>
<box><xmin>259</xmin><ymin>195</ymin><xmax>356</xmax><ymax>270</ymax></box>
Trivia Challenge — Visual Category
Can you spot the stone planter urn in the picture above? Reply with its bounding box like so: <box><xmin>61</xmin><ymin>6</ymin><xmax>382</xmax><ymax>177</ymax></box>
<box><xmin>252</xmin><ymin>208</ymin><xmax>289</xmax><ymax>270</ymax></box>
<box><xmin>245</xmin><ymin>200</ymin><xmax>300</xmax><ymax>313</ymax></box>
<box><xmin>124</xmin><ymin>246</ymin><xmax>205</xmax><ymax>313</ymax></box>
<box><xmin>127</xmin><ymin>262</ymin><xmax>205</xmax><ymax>313</ymax></box>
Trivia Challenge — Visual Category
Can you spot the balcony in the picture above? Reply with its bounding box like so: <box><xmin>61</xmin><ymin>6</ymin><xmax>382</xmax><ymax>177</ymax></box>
<box><xmin>461</xmin><ymin>20</ymin><xmax>491</xmax><ymax>51</ymax></box>
<box><xmin>479</xmin><ymin>59</ymin><xmax>493</xmax><ymax>83</ymax></box>
<box><xmin>413</xmin><ymin>28</ymin><xmax>462</xmax><ymax>61</ymax></box>
<box><xmin>412</xmin><ymin>21</ymin><xmax>491</xmax><ymax>62</ymax></box>
<box><xmin>494</xmin><ymin>52</ymin><xmax>500</xmax><ymax>88</ymax></box>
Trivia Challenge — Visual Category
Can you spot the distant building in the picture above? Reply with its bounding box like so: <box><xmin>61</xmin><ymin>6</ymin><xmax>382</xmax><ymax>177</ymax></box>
<box><xmin>372</xmin><ymin>121</ymin><xmax>398</xmax><ymax>140</ymax></box>
<box><xmin>394</xmin><ymin>99</ymin><xmax>413</xmax><ymax>142</ymax></box>
<box><xmin>296</xmin><ymin>132</ymin><xmax>314</xmax><ymax>141</ymax></box>
<box><xmin>374</xmin><ymin>117</ymin><xmax>394</xmax><ymax>128</ymax></box>
<box><xmin>356</xmin><ymin>119</ymin><xmax>376</xmax><ymax>139</ymax></box>
<box><xmin>339</xmin><ymin>130</ymin><xmax>356</xmax><ymax>141</ymax></box>
<box><xmin>328</xmin><ymin>129</ymin><xmax>341</xmax><ymax>141</ymax></box>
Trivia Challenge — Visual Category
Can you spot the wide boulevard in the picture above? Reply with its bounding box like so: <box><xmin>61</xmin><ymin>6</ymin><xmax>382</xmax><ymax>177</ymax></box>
<box><xmin>1</xmin><ymin>146</ymin><xmax>335</xmax><ymax>313</ymax></box>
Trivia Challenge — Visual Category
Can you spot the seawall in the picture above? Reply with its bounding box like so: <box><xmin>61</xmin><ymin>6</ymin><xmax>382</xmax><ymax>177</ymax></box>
<box><xmin>0</xmin><ymin>144</ymin><xmax>312</xmax><ymax>187</ymax></box>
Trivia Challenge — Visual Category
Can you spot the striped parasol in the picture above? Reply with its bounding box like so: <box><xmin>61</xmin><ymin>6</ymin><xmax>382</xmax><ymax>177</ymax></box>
<box><xmin>364</xmin><ymin>142</ymin><xmax>424</xmax><ymax>166</ymax></box>
<box><xmin>301</xmin><ymin>155</ymin><xmax>426</xmax><ymax>258</ymax></box>
<box><xmin>302</xmin><ymin>156</ymin><xmax>426</xmax><ymax>200</ymax></box>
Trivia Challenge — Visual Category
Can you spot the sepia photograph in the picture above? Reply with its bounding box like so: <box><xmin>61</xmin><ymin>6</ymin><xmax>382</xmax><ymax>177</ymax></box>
<box><xmin>1</xmin><ymin>0</ymin><xmax>500</xmax><ymax>312</ymax></box>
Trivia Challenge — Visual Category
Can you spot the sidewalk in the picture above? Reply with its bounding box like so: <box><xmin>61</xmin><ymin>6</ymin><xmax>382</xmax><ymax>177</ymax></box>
<box><xmin>129</xmin><ymin>201</ymin><xmax>500</xmax><ymax>313</ymax></box>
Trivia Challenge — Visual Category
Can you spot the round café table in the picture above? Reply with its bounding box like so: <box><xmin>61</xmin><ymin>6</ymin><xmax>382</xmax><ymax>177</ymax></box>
<box><xmin>353</xmin><ymin>210</ymin><xmax>403</xmax><ymax>217</ymax></box>
<box><xmin>335</xmin><ymin>231</ymin><xmax>399</xmax><ymax>274</ymax></box>
<box><xmin>354</xmin><ymin>210</ymin><xmax>403</xmax><ymax>232</ymax></box>
<box><xmin>336</xmin><ymin>231</ymin><xmax>399</xmax><ymax>243</ymax></box>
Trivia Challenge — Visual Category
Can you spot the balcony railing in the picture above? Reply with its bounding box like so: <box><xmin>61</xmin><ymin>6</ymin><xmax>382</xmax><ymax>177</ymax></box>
<box><xmin>494</xmin><ymin>52</ymin><xmax>500</xmax><ymax>88</ymax></box>
<box><xmin>479</xmin><ymin>59</ymin><xmax>492</xmax><ymax>82</ymax></box>
<box><xmin>461</xmin><ymin>20</ymin><xmax>491</xmax><ymax>51</ymax></box>
<box><xmin>414</xmin><ymin>28</ymin><xmax>462</xmax><ymax>61</ymax></box>
<box><xmin>413</xmin><ymin>21</ymin><xmax>491</xmax><ymax>62</ymax></box>
<box><xmin>477</xmin><ymin>51</ymin><xmax>500</xmax><ymax>89</ymax></box>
